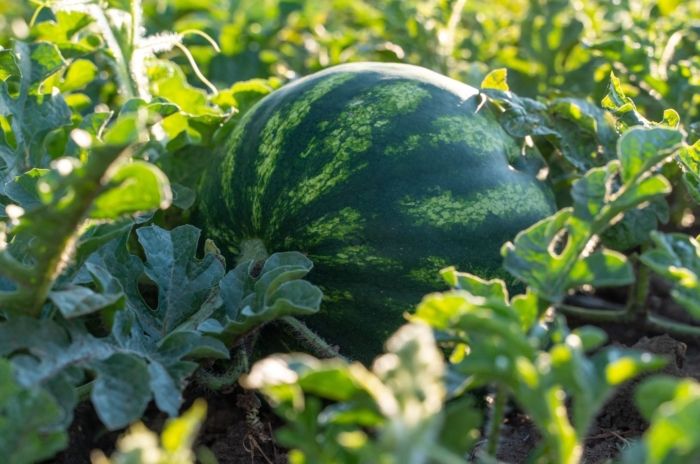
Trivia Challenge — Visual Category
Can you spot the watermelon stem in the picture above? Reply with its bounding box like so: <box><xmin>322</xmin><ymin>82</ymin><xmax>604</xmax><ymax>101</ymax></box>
<box><xmin>485</xmin><ymin>386</ymin><xmax>507</xmax><ymax>458</ymax></box>
<box><xmin>238</xmin><ymin>238</ymin><xmax>269</xmax><ymax>266</ymax></box>
<box><xmin>195</xmin><ymin>345</ymin><xmax>250</xmax><ymax>392</ymax></box>
<box><xmin>278</xmin><ymin>316</ymin><xmax>350</xmax><ymax>362</ymax></box>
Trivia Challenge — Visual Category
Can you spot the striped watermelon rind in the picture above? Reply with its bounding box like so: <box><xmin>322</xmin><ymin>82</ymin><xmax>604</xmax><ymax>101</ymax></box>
<box><xmin>197</xmin><ymin>62</ymin><xmax>556</xmax><ymax>364</ymax></box>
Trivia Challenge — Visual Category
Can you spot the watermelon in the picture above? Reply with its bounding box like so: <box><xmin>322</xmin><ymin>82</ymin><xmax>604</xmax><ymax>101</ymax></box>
<box><xmin>197</xmin><ymin>62</ymin><xmax>556</xmax><ymax>364</ymax></box>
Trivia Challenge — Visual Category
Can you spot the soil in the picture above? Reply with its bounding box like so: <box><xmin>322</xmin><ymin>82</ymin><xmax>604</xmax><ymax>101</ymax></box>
<box><xmin>47</xmin><ymin>275</ymin><xmax>700</xmax><ymax>464</ymax></box>
<box><xmin>49</xmin><ymin>385</ymin><xmax>286</xmax><ymax>464</ymax></box>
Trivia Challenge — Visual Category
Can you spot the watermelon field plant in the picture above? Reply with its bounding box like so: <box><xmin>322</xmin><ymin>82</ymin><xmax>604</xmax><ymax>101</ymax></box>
<box><xmin>5</xmin><ymin>0</ymin><xmax>700</xmax><ymax>463</ymax></box>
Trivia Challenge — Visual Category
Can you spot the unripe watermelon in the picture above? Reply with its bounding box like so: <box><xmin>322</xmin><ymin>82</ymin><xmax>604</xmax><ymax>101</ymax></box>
<box><xmin>197</xmin><ymin>62</ymin><xmax>556</xmax><ymax>364</ymax></box>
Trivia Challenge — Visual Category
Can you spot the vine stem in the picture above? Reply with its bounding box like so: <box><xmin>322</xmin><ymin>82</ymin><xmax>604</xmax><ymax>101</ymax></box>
<box><xmin>90</xmin><ymin>5</ymin><xmax>137</xmax><ymax>99</ymax></box>
<box><xmin>279</xmin><ymin>316</ymin><xmax>349</xmax><ymax>362</ymax></box>
<box><xmin>75</xmin><ymin>380</ymin><xmax>94</xmax><ymax>403</ymax></box>
<box><xmin>554</xmin><ymin>244</ymin><xmax>700</xmax><ymax>344</ymax></box>
<box><xmin>555</xmin><ymin>304</ymin><xmax>630</xmax><ymax>322</ymax></box>
<box><xmin>195</xmin><ymin>347</ymin><xmax>250</xmax><ymax>392</ymax></box>
<box><xmin>629</xmin><ymin>247</ymin><xmax>651</xmax><ymax>322</ymax></box>
<box><xmin>646</xmin><ymin>315</ymin><xmax>700</xmax><ymax>339</ymax></box>
<box><xmin>485</xmin><ymin>386</ymin><xmax>507</xmax><ymax>459</ymax></box>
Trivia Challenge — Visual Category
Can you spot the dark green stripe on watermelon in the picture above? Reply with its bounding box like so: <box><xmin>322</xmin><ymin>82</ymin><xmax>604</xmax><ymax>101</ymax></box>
<box><xmin>197</xmin><ymin>62</ymin><xmax>556</xmax><ymax>364</ymax></box>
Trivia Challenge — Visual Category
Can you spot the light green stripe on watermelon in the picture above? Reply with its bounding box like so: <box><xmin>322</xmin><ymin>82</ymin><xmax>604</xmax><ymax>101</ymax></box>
<box><xmin>270</xmin><ymin>81</ymin><xmax>432</xmax><ymax>230</ymax></box>
<box><xmin>298</xmin><ymin>207</ymin><xmax>364</xmax><ymax>247</ymax></box>
<box><xmin>220</xmin><ymin>121</ymin><xmax>246</xmax><ymax>203</ymax></box>
<box><xmin>383</xmin><ymin>114</ymin><xmax>514</xmax><ymax>159</ymax></box>
<box><xmin>314</xmin><ymin>244</ymin><xmax>401</xmax><ymax>270</ymax></box>
<box><xmin>251</xmin><ymin>72</ymin><xmax>356</xmax><ymax>230</ymax></box>
<box><xmin>399</xmin><ymin>183</ymin><xmax>553</xmax><ymax>230</ymax></box>
<box><xmin>385</xmin><ymin>134</ymin><xmax>422</xmax><ymax>157</ymax></box>
<box><xmin>321</xmin><ymin>288</ymin><xmax>355</xmax><ymax>304</ymax></box>
<box><xmin>428</xmin><ymin>114</ymin><xmax>510</xmax><ymax>154</ymax></box>
<box><xmin>407</xmin><ymin>256</ymin><xmax>453</xmax><ymax>286</ymax></box>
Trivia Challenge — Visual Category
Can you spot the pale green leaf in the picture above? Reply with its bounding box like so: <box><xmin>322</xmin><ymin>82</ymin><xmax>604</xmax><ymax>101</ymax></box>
<box><xmin>617</xmin><ymin>127</ymin><xmax>683</xmax><ymax>184</ymax></box>
<box><xmin>57</xmin><ymin>59</ymin><xmax>97</xmax><ymax>92</ymax></box>
<box><xmin>640</xmin><ymin>231</ymin><xmax>700</xmax><ymax>318</ymax></box>
<box><xmin>480</xmin><ymin>68</ymin><xmax>509</xmax><ymax>91</ymax></box>
<box><xmin>567</xmin><ymin>249</ymin><xmax>634</xmax><ymax>289</ymax></box>
<box><xmin>0</xmin><ymin>50</ymin><xmax>20</xmax><ymax>82</ymax></box>
<box><xmin>91</xmin><ymin>161</ymin><xmax>172</xmax><ymax>219</ymax></box>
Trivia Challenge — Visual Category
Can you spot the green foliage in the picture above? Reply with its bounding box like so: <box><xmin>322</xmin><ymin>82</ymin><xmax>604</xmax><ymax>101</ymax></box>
<box><xmin>4</xmin><ymin>0</ymin><xmax>700</xmax><ymax>463</ymax></box>
<box><xmin>244</xmin><ymin>267</ymin><xmax>665</xmax><ymax>463</ymax></box>
<box><xmin>91</xmin><ymin>399</ymin><xmax>211</xmax><ymax>464</ymax></box>
<box><xmin>0</xmin><ymin>1</ymin><xmax>324</xmax><ymax>461</ymax></box>
<box><xmin>640</xmin><ymin>232</ymin><xmax>700</xmax><ymax>317</ymax></box>
<box><xmin>0</xmin><ymin>359</ymin><xmax>68</xmax><ymax>464</ymax></box>
<box><xmin>0</xmin><ymin>309</ymin><xmax>227</xmax><ymax>430</ymax></box>
<box><xmin>502</xmin><ymin>126</ymin><xmax>682</xmax><ymax>303</ymax></box>
<box><xmin>197</xmin><ymin>252</ymin><xmax>323</xmax><ymax>347</ymax></box>
<box><xmin>411</xmin><ymin>271</ymin><xmax>664</xmax><ymax>463</ymax></box>
<box><xmin>620</xmin><ymin>377</ymin><xmax>700</xmax><ymax>464</ymax></box>
<box><xmin>242</xmin><ymin>323</ymin><xmax>482</xmax><ymax>463</ymax></box>
<box><xmin>0</xmin><ymin>41</ymin><xmax>71</xmax><ymax>190</ymax></box>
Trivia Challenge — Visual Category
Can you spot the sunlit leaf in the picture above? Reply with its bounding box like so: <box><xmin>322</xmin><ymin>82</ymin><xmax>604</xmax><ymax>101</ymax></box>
<box><xmin>480</xmin><ymin>68</ymin><xmax>509</xmax><ymax>91</ymax></box>
<box><xmin>640</xmin><ymin>231</ymin><xmax>700</xmax><ymax>318</ymax></box>
<box><xmin>91</xmin><ymin>161</ymin><xmax>172</xmax><ymax>219</ymax></box>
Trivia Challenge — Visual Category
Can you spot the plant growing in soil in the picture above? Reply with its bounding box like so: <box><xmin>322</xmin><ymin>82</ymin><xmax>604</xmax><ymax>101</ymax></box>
<box><xmin>4</xmin><ymin>0</ymin><xmax>700</xmax><ymax>463</ymax></box>
<box><xmin>0</xmin><ymin>1</ymin><xmax>323</xmax><ymax>461</ymax></box>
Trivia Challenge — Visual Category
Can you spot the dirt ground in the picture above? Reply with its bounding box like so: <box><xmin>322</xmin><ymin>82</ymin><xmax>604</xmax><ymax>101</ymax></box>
<box><xmin>47</xmin><ymin>273</ymin><xmax>700</xmax><ymax>464</ymax></box>
<box><xmin>49</xmin><ymin>384</ymin><xmax>286</xmax><ymax>464</ymax></box>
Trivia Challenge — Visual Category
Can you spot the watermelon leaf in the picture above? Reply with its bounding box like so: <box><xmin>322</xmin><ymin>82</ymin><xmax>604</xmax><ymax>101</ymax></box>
<box><xmin>90</xmin><ymin>161</ymin><xmax>172</xmax><ymax>219</ymax></box>
<box><xmin>48</xmin><ymin>262</ymin><xmax>125</xmax><ymax>319</ymax></box>
<box><xmin>57</xmin><ymin>59</ymin><xmax>97</xmax><ymax>93</ymax></box>
<box><xmin>197</xmin><ymin>252</ymin><xmax>323</xmax><ymax>347</ymax></box>
<box><xmin>88</xmin><ymin>226</ymin><xmax>321</xmax><ymax>351</ymax></box>
<box><xmin>0</xmin><ymin>49</ymin><xmax>20</xmax><ymax>81</ymax></box>
<box><xmin>63</xmin><ymin>218</ymin><xmax>134</xmax><ymax>285</ymax></box>
<box><xmin>600</xmin><ymin>71</ymin><xmax>652</xmax><ymax>130</ymax></box>
<box><xmin>677</xmin><ymin>140</ymin><xmax>700</xmax><ymax>203</ymax></box>
<box><xmin>481</xmin><ymin>87</ymin><xmax>556</xmax><ymax>137</ymax></box>
<box><xmin>439</xmin><ymin>266</ymin><xmax>508</xmax><ymax>304</ymax></box>
<box><xmin>0</xmin><ymin>42</ymin><xmax>71</xmax><ymax>194</ymax></box>
<box><xmin>546</xmin><ymin>97</ymin><xmax>618</xmax><ymax>171</ymax></box>
<box><xmin>241</xmin><ymin>323</ymin><xmax>479</xmax><ymax>462</ymax></box>
<box><xmin>0</xmin><ymin>116</ymin><xmax>151</xmax><ymax>317</ymax></box>
<box><xmin>567</xmin><ymin>249</ymin><xmax>634</xmax><ymax>288</ymax></box>
<box><xmin>502</xmin><ymin>209</ymin><xmax>581</xmax><ymax>302</ymax></box>
<box><xmin>4</xmin><ymin>168</ymin><xmax>50</xmax><ymax>209</ymax></box>
<box><xmin>0</xmin><ymin>310</ymin><xmax>228</xmax><ymax>430</ymax></box>
<box><xmin>412</xmin><ymin>291</ymin><xmax>664</xmax><ymax>462</ymax></box>
<box><xmin>483</xmin><ymin>74</ymin><xmax>674</xmax><ymax>251</ymax></box>
<box><xmin>92</xmin><ymin>400</ymin><xmax>207</xmax><ymax>463</ymax></box>
<box><xmin>640</xmin><ymin>231</ymin><xmax>700</xmax><ymax>318</ymax></box>
<box><xmin>617</xmin><ymin>127</ymin><xmax>683</xmax><ymax>184</ymax></box>
<box><xmin>93</xmin><ymin>225</ymin><xmax>225</xmax><ymax>339</ymax></box>
<box><xmin>63</xmin><ymin>111</ymin><xmax>112</xmax><ymax>159</ymax></box>
<box><xmin>0</xmin><ymin>359</ymin><xmax>68</xmax><ymax>464</ymax></box>
<box><xmin>620</xmin><ymin>377</ymin><xmax>700</xmax><ymax>464</ymax></box>
<box><xmin>480</xmin><ymin>68</ymin><xmax>509</xmax><ymax>91</ymax></box>
<box><xmin>503</xmin><ymin>126</ymin><xmax>682</xmax><ymax>303</ymax></box>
